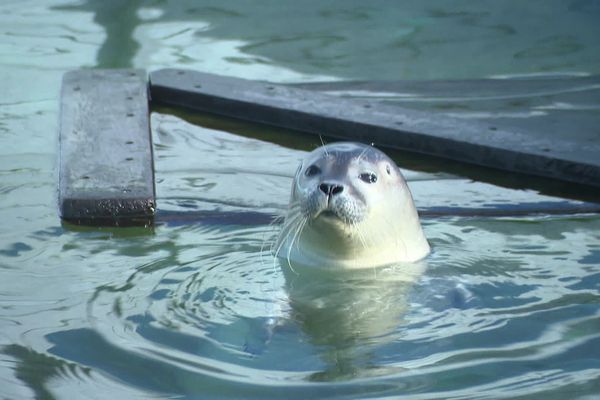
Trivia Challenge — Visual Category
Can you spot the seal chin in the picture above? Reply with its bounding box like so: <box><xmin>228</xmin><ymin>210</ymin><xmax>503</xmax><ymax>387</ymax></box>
<box><xmin>314</xmin><ymin>209</ymin><xmax>346</xmax><ymax>226</ymax></box>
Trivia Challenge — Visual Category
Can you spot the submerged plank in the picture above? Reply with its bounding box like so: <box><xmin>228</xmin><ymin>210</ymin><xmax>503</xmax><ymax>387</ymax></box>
<box><xmin>150</xmin><ymin>69</ymin><xmax>600</xmax><ymax>188</ymax></box>
<box><xmin>155</xmin><ymin>200</ymin><xmax>600</xmax><ymax>226</ymax></box>
<box><xmin>59</xmin><ymin>69</ymin><xmax>155</xmax><ymax>226</ymax></box>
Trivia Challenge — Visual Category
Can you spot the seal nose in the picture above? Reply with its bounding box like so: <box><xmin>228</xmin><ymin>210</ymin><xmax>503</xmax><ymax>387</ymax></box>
<box><xmin>319</xmin><ymin>182</ymin><xmax>344</xmax><ymax>196</ymax></box>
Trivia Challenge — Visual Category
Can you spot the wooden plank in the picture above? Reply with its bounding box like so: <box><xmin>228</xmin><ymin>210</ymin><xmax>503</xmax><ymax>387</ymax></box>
<box><xmin>294</xmin><ymin>76</ymin><xmax>600</xmax><ymax>161</ymax></box>
<box><xmin>149</xmin><ymin>69</ymin><xmax>600</xmax><ymax>188</ymax></box>
<box><xmin>59</xmin><ymin>69</ymin><xmax>155</xmax><ymax>226</ymax></box>
<box><xmin>155</xmin><ymin>199</ymin><xmax>600</xmax><ymax>226</ymax></box>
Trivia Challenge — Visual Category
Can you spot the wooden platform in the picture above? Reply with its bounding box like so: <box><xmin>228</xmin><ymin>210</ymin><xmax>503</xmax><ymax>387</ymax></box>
<box><xmin>59</xmin><ymin>69</ymin><xmax>155</xmax><ymax>226</ymax></box>
<box><xmin>150</xmin><ymin>68</ymin><xmax>600</xmax><ymax>188</ymax></box>
<box><xmin>58</xmin><ymin>68</ymin><xmax>599</xmax><ymax>226</ymax></box>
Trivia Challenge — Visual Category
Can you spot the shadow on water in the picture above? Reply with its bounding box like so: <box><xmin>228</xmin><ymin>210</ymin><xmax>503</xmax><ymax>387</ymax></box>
<box><xmin>43</xmin><ymin>328</ymin><xmax>398</xmax><ymax>398</ymax></box>
<box><xmin>45</xmin><ymin>328</ymin><xmax>194</xmax><ymax>395</ymax></box>
<box><xmin>2</xmin><ymin>344</ymin><xmax>91</xmax><ymax>400</ymax></box>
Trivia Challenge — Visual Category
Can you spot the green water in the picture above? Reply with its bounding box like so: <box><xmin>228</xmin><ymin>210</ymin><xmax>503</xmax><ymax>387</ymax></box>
<box><xmin>1</xmin><ymin>1</ymin><xmax>600</xmax><ymax>399</ymax></box>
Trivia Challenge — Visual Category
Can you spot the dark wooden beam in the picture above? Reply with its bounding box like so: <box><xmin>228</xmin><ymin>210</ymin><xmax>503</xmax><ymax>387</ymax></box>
<box><xmin>149</xmin><ymin>69</ymin><xmax>600</xmax><ymax>188</ymax></box>
<box><xmin>59</xmin><ymin>69</ymin><xmax>155</xmax><ymax>226</ymax></box>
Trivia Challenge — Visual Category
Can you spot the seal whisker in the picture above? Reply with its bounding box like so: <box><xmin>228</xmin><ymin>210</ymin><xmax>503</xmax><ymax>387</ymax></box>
<box><xmin>272</xmin><ymin>215</ymin><xmax>303</xmax><ymax>273</ymax></box>
<box><xmin>274</xmin><ymin>207</ymin><xmax>305</xmax><ymax>248</ymax></box>
<box><xmin>319</xmin><ymin>135</ymin><xmax>329</xmax><ymax>156</ymax></box>
<box><xmin>355</xmin><ymin>218</ymin><xmax>377</xmax><ymax>250</ymax></box>
<box><xmin>273</xmin><ymin>216</ymin><xmax>296</xmax><ymax>253</ymax></box>
<box><xmin>352</xmin><ymin>220</ymin><xmax>369</xmax><ymax>251</ymax></box>
<box><xmin>273</xmin><ymin>214</ymin><xmax>303</xmax><ymax>254</ymax></box>
<box><xmin>259</xmin><ymin>212</ymin><xmax>290</xmax><ymax>272</ymax></box>
<box><xmin>285</xmin><ymin>217</ymin><xmax>307</xmax><ymax>274</ymax></box>
<box><xmin>262</xmin><ymin>214</ymin><xmax>285</xmax><ymax>260</ymax></box>
<box><xmin>354</xmin><ymin>224</ymin><xmax>367</xmax><ymax>251</ymax></box>
<box><xmin>356</xmin><ymin>145</ymin><xmax>370</xmax><ymax>164</ymax></box>
<box><xmin>294</xmin><ymin>219</ymin><xmax>308</xmax><ymax>252</ymax></box>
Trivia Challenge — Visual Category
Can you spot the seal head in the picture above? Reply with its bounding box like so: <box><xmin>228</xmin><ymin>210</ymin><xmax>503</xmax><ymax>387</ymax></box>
<box><xmin>275</xmin><ymin>142</ymin><xmax>430</xmax><ymax>269</ymax></box>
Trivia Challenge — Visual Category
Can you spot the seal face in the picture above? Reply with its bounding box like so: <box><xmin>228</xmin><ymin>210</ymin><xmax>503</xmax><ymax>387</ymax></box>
<box><xmin>275</xmin><ymin>142</ymin><xmax>430</xmax><ymax>269</ymax></box>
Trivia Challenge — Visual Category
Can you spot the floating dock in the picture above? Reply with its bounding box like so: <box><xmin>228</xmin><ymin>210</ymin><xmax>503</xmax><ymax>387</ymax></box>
<box><xmin>59</xmin><ymin>69</ymin><xmax>155</xmax><ymax>226</ymax></box>
<box><xmin>58</xmin><ymin>68</ymin><xmax>600</xmax><ymax>226</ymax></box>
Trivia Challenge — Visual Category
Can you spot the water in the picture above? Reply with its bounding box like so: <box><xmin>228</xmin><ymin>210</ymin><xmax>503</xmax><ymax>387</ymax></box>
<box><xmin>1</xmin><ymin>1</ymin><xmax>600</xmax><ymax>399</ymax></box>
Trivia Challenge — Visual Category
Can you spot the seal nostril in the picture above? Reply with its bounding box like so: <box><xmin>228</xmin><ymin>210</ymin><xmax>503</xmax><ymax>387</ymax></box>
<box><xmin>319</xmin><ymin>183</ymin><xmax>344</xmax><ymax>196</ymax></box>
<box><xmin>331</xmin><ymin>185</ymin><xmax>343</xmax><ymax>195</ymax></box>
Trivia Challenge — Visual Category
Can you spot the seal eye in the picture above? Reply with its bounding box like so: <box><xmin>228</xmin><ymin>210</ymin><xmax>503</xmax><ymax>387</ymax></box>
<box><xmin>386</xmin><ymin>165</ymin><xmax>392</xmax><ymax>175</ymax></box>
<box><xmin>305</xmin><ymin>165</ymin><xmax>321</xmax><ymax>177</ymax></box>
<box><xmin>359</xmin><ymin>172</ymin><xmax>377</xmax><ymax>184</ymax></box>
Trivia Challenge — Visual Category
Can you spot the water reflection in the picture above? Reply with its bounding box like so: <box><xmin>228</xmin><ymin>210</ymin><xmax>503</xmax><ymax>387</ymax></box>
<box><xmin>52</xmin><ymin>0</ymin><xmax>600</xmax><ymax>80</ymax></box>
<box><xmin>53</xmin><ymin>0</ymin><xmax>143</xmax><ymax>68</ymax></box>
<box><xmin>282</xmin><ymin>263</ymin><xmax>422</xmax><ymax>381</ymax></box>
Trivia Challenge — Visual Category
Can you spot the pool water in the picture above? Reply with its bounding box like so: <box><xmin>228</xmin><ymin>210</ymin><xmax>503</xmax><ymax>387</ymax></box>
<box><xmin>1</xmin><ymin>1</ymin><xmax>600</xmax><ymax>399</ymax></box>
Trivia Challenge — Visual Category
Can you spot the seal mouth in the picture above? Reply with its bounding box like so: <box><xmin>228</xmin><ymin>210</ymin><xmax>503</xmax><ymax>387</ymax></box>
<box><xmin>320</xmin><ymin>210</ymin><xmax>338</xmax><ymax>219</ymax></box>
<box><xmin>314</xmin><ymin>208</ymin><xmax>342</xmax><ymax>222</ymax></box>
<box><xmin>311</xmin><ymin>206</ymin><xmax>344</xmax><ymax>222</ymax></box>
<box><xmin>315</xmin><ymin>208</ymin><xmax>353</xmax><ymax>225</ymax></box>
<box><xmin>304</xmin><ymin>190</ymin><xmax>366</xmax><ymax>225</ymax></box>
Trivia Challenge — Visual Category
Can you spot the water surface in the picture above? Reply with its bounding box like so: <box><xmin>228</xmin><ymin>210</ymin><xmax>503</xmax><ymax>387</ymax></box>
<box><xmin>1</xmin><ymin>1</ymin><xmax>599</xmax><ymax>398</ymax></box>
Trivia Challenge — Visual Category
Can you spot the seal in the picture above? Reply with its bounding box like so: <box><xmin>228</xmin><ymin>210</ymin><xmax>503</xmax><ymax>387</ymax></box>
<box><xmin>275</xmin><ymin>142</ymin><xmax>430</xmax><ymax>269</ymax></box>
